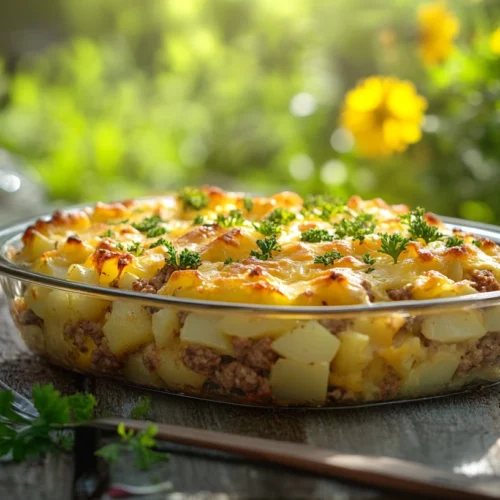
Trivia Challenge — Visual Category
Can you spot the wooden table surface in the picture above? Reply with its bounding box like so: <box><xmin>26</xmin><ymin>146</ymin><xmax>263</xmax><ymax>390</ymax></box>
<box><xmin>0</xmin><ymin>293</ymin><xmax>499</xmax><ymax>500</ymax></box>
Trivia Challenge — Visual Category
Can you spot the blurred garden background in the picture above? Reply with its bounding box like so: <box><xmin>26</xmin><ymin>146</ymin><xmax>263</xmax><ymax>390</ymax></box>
<box><xmin>1</xmin><ymin>0</ymin><xmax>500</xmax><ymax>223</ymax></box>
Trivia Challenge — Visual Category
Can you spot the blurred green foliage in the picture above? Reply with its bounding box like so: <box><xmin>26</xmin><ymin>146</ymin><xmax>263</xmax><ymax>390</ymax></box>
<box><xmin>0</xmin><ymin>0</ymin><xmax>500</xmax><ymax>222</ymax></box>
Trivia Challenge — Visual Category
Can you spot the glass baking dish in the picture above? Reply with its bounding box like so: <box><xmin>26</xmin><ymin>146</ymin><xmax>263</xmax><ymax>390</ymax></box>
<box><xmin>0</xmin><ymin>211</ymin><xmax>500</xmax><ymax>408</ymax></box>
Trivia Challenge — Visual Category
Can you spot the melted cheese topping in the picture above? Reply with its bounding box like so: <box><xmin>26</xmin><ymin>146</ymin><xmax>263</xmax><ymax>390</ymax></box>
<box><xmin>14</xmin><ymin>186</ymin><xmax>500</xmax><ymax>306</ymax></box>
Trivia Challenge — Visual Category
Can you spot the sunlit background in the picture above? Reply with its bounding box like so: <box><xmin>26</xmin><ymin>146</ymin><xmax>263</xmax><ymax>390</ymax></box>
<box><xmin>0</xmin><ymin>0</ymin><xmax>499</xmax><ymax>223</ymax></box>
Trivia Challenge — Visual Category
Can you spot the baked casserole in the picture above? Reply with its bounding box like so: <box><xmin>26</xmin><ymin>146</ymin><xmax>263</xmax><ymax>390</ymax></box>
<box><xmin>4</xmin><ymin>186</ymin><xmax>500</xmax><ymax>406</ymax></box>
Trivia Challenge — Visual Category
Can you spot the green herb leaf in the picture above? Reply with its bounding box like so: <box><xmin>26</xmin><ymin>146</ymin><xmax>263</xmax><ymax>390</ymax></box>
<box><xmin>147</xmin><ymin>226</ymin><xmax>168</xmax><ymax>238</ymax></box>
<box><xmin>164</xmin><ymin>242</ymin><xmax>202</xmax><ymax>270</ymax></box>
<box><xmin>101</xmin><ymin>229</ymin><xmax>114</xmax><ymax>238</ymax></box>
<box><xmin>126</xmin><ymin>241</ymin><xmax>144</xmax><ymax>256</ymax></box>
<box><xmin>192</xmin><ymin>214</ymin><xmax>205</xmax><ymax>226</ymax></box>
<box><xmin>253</xmin><ymin>220</ymin><xmax>281</xmax><ymax>236</ymax></box>
<box><xmin>379</xmin><ymin>233</ymin><xmax>411</xmax><ymax>264</ymax></box>
<box><xmin>300</xmin><ymin>228</ymin><xmax>334</xmax><ymax>243</ymax></box>
<box><xmin>242</xmin><ymin>197</ymin><xmax>254</xmax><ymax>213</ymax></box>
<box><xmin>216</xmin><ymin>209</ymin><xmax>244</xmax><ymax>228</ymax></box>
<box><xmin>314</xmin><ymin>250</ymin><xmax>343</xmax><ymax>266</ymax></box>
<box><xmin>66</xmin><ymin>393</ymin><xmax>97</xmax><ymax>423</ymax></box>
<box><xmin>95</xmin><ymin>443</ymin><xmax>122</xmax><ymax>464</ymax></box>
<box><xmin>179</xmin><ymin>188</ymin><xmax>209</xmax><ymax>211</ymax></box>
<box><xmin>472</xmin><ymin>239</ymin><xmax>483</xmax><ymax>248</ymax></box>
<box><xmin>445</xmin><ymin>236</ymin><xmax>464</xmax><ymax>248</ymax></box>
<box><xmin>250</xmin><ymin>236</ymin><xmax>281</xmax><ymax>261</ymax></box>
<box><xmin>107</xmin><ymin>219</ymin><xmax>129</xmax><ymax>226</ymax></box>
<box><xmin>266</xmin><ymin>208</ymin><xmax>296</xmax><ymax>225</ymax></box>
<box><xmin>362</xmin><ymin>253</ymin><xmax>376</xmax><ymax>273</ymax></box>
<box><xmin>32</xmin><ymin>383</ymin><xmax>70</xmax><ymax>425</ymax></box>
<box><xmin>223</xmin><ymin>257</ymin><xmax>237</xmax><ymax>265</ymax></box>
<box><xmin>130</xmin><ymin>396</ymin><xmax>152</xmax><ymax>420</ymax></box>
<box><xmin>332</xmin><ymin>213</ymin><xmax>375</xmax><ymax>243</ymax></box>
<box><xmin>132</xmin><ymin>215</ymin><xmax>163</xmax><ymax>234</ymax></box>
<box><xmin>149</xmin><ymin>238</ymin><xmax>169</xmax><ymax>249</ymax></box>
<box><xmin>302</xmin><ymin>195</ymin><xmax>345</xmax><ymax>221</ymax></box>
<box><xmin>116</xmin><ymin>242</ymin><xmax>124</xmax><ymax>250</ymax></box>
<box><xmin>400</xmin><ymin>208</ymin><xmax>443</xmax><ymax>244</ymax></box>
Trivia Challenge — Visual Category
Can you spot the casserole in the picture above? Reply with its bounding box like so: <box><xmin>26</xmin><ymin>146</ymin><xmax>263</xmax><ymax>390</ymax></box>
<box><xmin>1</xmin><ymin>187</ymin><xmax>499</xmax><ymax>407</ymax></box>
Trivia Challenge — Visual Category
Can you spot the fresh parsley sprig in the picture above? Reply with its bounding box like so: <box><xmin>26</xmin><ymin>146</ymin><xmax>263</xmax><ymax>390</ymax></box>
<box><xmin>445</xmin><ymin>236</ymin><xmax>464</xmax><ymax>248</ymax></box>
<box><xmin>164</xmin><ymin>241</ymin><xmax>202</xmax><ymax>270</ymax></box>
<box><xmin>379</xmin><ymin>233</ymin><xmax>411</xmax><ymax>264</ymax></box>
<box><xmin>314</xmin><ymin>250</ymin><xmax>343</xmax><ymax>266</ymax></box>
<box><xmin>101</xmin><ymin>229</ymin><xmax>114</xmax><ymax>238</ymax></box>
<box><xmin>242</xmin><ymin>197</ymin><xmax>254</xmax><ymax>213</ymax></box>
<box><xmin>250</xmin><ymin>236</ymin><xmax>281</xmax><ymax>261</ymax></box>
<box><xmin>332</xmin><ymin>213</ymin><xmax>375</xmax><ymax>243</ymax></box>
<box><xmin>192</xmin><ymin>214</ymin><xmax>205</xmax><ymax>226</ymax></box>
<box><xmin>362</xmin><ymin>253</ymin><xmax>376</xmax><ymax>273</ymax></box>
<box><xmin>96</xmin><ymin>423</ymin><xmax>169</xmax><ymax>470</ymax></box>
<box><xmin>0</xmin><ymin>384</ymin><xmax>96</xmax><ymax>462</ymax></box>
<box><xmin>302</xmin><ymin>195</ymin><xmax>345</xmax><ymax>221</ymax></box>
<box><xmin>266</xmin><ymin>208</ymin><xmax>296</xmax><ymax>225</ymax></box>
<box><xmin>216</xmin><ymin>209</ymin><xmax>244</xmax><ymax>228</ymax></box>
<box><xmin>116</xmin><ymin>241</ymin><xmax>144</xmax><ymax>256</ymax></box>
<box><xmin>472</xmin><ymin>239</ymin><xmax>482</xmax><ymax>248</ymax></box>
<box><xmin>253</xmin><ymin>220</ymin><xmax>281</xmax><ymax>237</ymax></box>
<box><xmin>301</xmin><ymin>228</ymin><xmax>334</xmax><ymax>243</ymax></box>
<box><xmin>179</xmin><ymin>188</ymin><xmax>209</xmax><ymax>211</ymax></box>
<box><xmin>130</xmin><ymin>395</ymin><xmax>152</xmax><ymax>420</ymax></box>
<box><xmin>400</xmin><ymin>208</ymin><xmax>443</xmax><ymax>244</ymax></box>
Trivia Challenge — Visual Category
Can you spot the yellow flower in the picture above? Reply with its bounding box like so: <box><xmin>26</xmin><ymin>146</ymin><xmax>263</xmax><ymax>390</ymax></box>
<box><xmin>341</xmin><ymin>76</ymin><xmax>427</xmax><ymax>159</ymax></box>
<box><xmin>490</xmin><ymin>28</ymin><xmax>500</xmax><ymax>55</ymax></box>
<box><xmin>418</xmin><ymin>2</ymin><xmax>459</xmax><ymax>65</ymax></box>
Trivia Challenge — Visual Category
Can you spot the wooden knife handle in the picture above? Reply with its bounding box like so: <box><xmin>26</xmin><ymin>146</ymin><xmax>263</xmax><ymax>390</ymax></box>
<box><xmin>92</xmin><ymin>417</ymin><xmax>500</xmax><ymax>500</ymax></box>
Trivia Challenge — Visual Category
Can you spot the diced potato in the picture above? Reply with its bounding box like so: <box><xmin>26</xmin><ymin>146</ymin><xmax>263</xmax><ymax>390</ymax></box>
<box><xmin>331</xmin><ymin>331</ymin><xmax>372</xmax><ymax>376</ymax></box>
<box><xmin>98</xmin><ymin>257</ymin><xmax>121</xmax><ymax>286</ymax></box>
<box><xmin>180</xmin><ymin>314</ymin><xmax>232</xmax><ymax>354</ymax></box>
<box><xmin>271</xmin><ymin>321</ymin><xmax>340</xmax><ymax>363</ymax></box>
<box><xmin>67</xmin><ymin>264</ymin><xmax>99</xmax><ymax>284</ymax></box>
<box><xmin>103</xmin><ymin>301</ymin><xmax>154</xmax><ymax>355</ymax></box>
<box><xmin>270</xmin><ymin>358</ymin><xmax>329</xmax><ymax>403</ymax></box>
<box><xmin>156</xmin><ymin>345</ymin><xmax>206</xmax><ymax>390</ymax></box>
<box><xmin>25</xmin><ymin>285</ymin><xmax>51</xmax><ymax>319</ymax></box>
<box><xmin>152</xmin><ymin>308</ymin><xmax>180</xmax><ymax>348</ymax></box>
<box><xmin>118</xmin><ymin>272</ymin><xmax>140</xmax><ymax>290</ymax></box>
<box><xmin>44</xmin><ymin>290</ymin><xmax>75</xmax><ymax>362</ymax></box>
<box><xmin>421</xmin><ymin>311</ymin><xmax>486</xmax><ymax>344</ymax></box>
<box><xmin>123</xmin><ymin>348</ymin><xmax>164</xmax><ymax>387</ymax></box>
<box><xmin>403</xmin><ymin>352</ymin><xmax>460</xmax><ymax>394</ymax></box>
<box><xmin>69</xmin><ymin>293</ymin><xmax>109</xmax><ymax>322</ymax></box>
<box><xmin>379</xmin><ymin>337</ymin><xmax>423</xmax><ymax>377</ymax></box>
<box><xmin>30</xmin><ymin>231</ymin><xmax>56</xmax><ymax>259</ymax></box>
<box><xmin>483</xmin><ymin>306</ymin><xmax>500</xmax><ymax>332</ymax></box>
<box><xmin>73</xmin><ymin>337</ymin><xmax>97</xmax><ymax>370</ymax></box>
<box><xmin>219</xmin><ymin>316</ymin><xmax>296</xmax><ymax>339</ymax></box>
<box><xmin>352</xmin><ymin>314</ymin><xmax>406</xmax><ymax>346</ymax></box>
<box><xmin>19</xmin><ymin>324</ymin><xmax>45</xmax><ymax>354</ymax></box>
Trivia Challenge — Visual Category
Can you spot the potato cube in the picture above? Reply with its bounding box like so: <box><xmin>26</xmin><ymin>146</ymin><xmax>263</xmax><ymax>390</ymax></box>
<box><xmin>352</xmin><ymin>314</ymin><xmax>406</xmax><ymax>346</ymax></box>
<box><xmin>271</xmin><ymin>321</ymin><xmax>340</xmax><ymax>363</ymax></box>
<box><xmin>156</xmin><ymin>346</ymin><xmax>206</xmax><ymax>390</ymax></box>
<box><xmin>123</xmin><ymin>348</ymin><xmax>164</xmax><ymax>387</ymax></box>
<box><xmin>270</xmin><ymin>359</ymin><xmax>329</xmax><ymax>403</ymax></box>
<box><xmin>331</xmin><ymin>331</ymin><xmax>372</xmax><ymax>376</ymax></box>
<box><xmin>483</xmin><ymin>306</ymin><xmax>500</xmax><ymax>332</ymax></box>
<box><xmin>103</xmin><ymin>301</ymin><xmax>153</xmax><ymax>356</ymax></box>
<box><xmin>30</xmin><ymin>231</ymin><xmax>56</xmax><ymax>259</ymax></box>
<box><xmin>219</xmin><ymin>316</ymin><xmax>296</xmax><ymax>339</ymax></box>
<box><xmin>421</xmin><ymin>311</ymin><xmax>486</xmax><ymax>344</ymax></box>
<box><xmin>25</xmin><ymin>285</ymin><xmax>51</xmax><ymax>319</ymax></box>
<box><xmin>180</xmin><ymin>314</ymin><xmax>232</xmax><ymax>354</ymax></box>
<box><xmin>403</xmin><ymin>352</ymin><xmax>460</xmax><ymax>394</ymax></box>
<box><xmin>152</xmin><ymin>308</ymin><xmax>180</xmax><ymax>348</ymax></box>
<box><xmin>379</xmin><ymin>337</ymin><xmax>423</xmax><ymax>377</ymax></box>
<box><xmin>67</xmin><ymin>264</ymin><xmax>99</xmax><ymax>284</ymax></box>
<box><xmin>118</xmin><ymin>272</ymin><xmax>140</xmax><ymax>290</ymax></box>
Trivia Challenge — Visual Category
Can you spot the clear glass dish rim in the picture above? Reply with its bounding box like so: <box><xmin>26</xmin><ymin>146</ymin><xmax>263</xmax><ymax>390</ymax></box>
<box><xmin>2</xmin><ymin>205</ymin><xmax>500</xmax><ymax>319</ymax></box>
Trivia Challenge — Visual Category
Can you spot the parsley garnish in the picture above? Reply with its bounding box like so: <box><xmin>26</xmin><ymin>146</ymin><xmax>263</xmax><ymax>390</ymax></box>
<box><xmin>223</xmin><ymin>257</ymin><xmax>239</xmax><ymax>265</ymax></box>
<box><xmin>242</xmin><ymin>197</ymin><xmax>254</xmax><ymax>213</ymax></box>
<box><xmin>149</xmin><ymin>238</ymin><xmax>169</xmax><ymax>249</ymax></box>
<box><xmin>0</xmin><ymin>384</ymin><xmax>96</xmax><ymax>462</ymax></box>
<box><xmin>302</xmin><ymin>195</ymin><xmax>345</xmax><ymax>221</ymax></box>
<box><xmin>379</xmin><ymin>233</ymin><xmax>410</xmax><ymax>264</ymax></box>
<box><xmin>253</xmin><ymin>221</ymin><xmax>281</xmax><ymax>236</ymax></box>
<box><xmin>115</xmin><ymin>242</ymin><xmax>124</xmax><ymax>250</ymax></box>
<box><xmin>472</xmin><ymin>239</ymin><xmax>482</xmax><ymax>248</ymax></box>
<box><xmin>95</xmin><ymin>423</ymin><xmax>169</xmax><ymax>470</ymax></box>
<box><xmin>445</xmin><ymin>236</ymin><xmax>464</xmax><ymax>248</ymax></box>
<box><xmin>362</xmin><ymin>253</ymin><xmax>376</xmax><ymax>273</ymax></box>
<box><xmin>147</xmin><ymin>226</ymin><xmax>168</xmax><ymax>238</ymax></box>
<box><xmin>132</xmin><ymin>215</ymin><xmax>163</xmax><ymax>234</ymax></box>
<box><xmin>101</xmin><ymin>229</ymin><xmax>114</xmax><ymax>238</ymax></box>
<box><xmin>164</xmin><ymin>242</ymin><xmax>202</xmax><ymax>270</ymax></box>
<box><xmin>130</xmin><ymin>395</ymin><xmax>152</xmax><ymax>420</ymax></box>
<box><xmin>332</xmin><ymin>213</ymin><xmax>375</xmax><ymax>243</ymax></box>
<box><xmin>301</xmin><ymin>228</ymin><xmax>334</xmax><ymax>243</ymax></box>
<box><xmin>107</xmin><ymin>219</ymin><xmax>129</xmax><ymax>225</ymax></box>
<box><xmin>116</xmin><ymin>241</ymin><xmax>143</xmax><ymax>256</ymax></box>
<box><xmin>192</xmin><ymin>214</ymin><xmax>205</xmax><ymax>225</ymax></box>
<box><xmin>216</xmin><ymin>209</ymin><xmax>244</xmax><ymax>228</ymax></box>
<box><xmin>314</xmin><ymin>250</ymin><xmax>343</xmax><ymax>266</ymax></box>
<box><xmin>266</xmin><ymin>208</ymin><xmax>296</xmax><ymax>225</ymax></box>
<box><xmin>179</xmin><ymin>187</ymin><xmax>209</xmax><ymax>211</ymax></box>
<box><xmin>400</xmin><ymin>208</ymin><xmax>443</xmax><ymax>244</ymax></box>
<box><xmin>250</xmin><ymin>236</ymin><xmax>281</xmax><ymax>261</ymax></box>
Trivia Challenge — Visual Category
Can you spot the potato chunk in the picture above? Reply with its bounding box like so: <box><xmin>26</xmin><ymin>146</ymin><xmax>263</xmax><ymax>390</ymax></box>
<box><xmin>352</xmin><ymin>314</ymin><xmax>406</xmax><ymax>346</ymax></box>
<box><xmin>331</xmin><ymin>331</ymin><xmax>372</xmax><ymax>375</ymax></box>
<box><xmin>271</xmin><ymin>321</ymin><xmax>340</xmax><ymax>363</ymax></box>
<box><xmin>270</xmin><ymin>359</ymin><xmax>329</xmax><ymax>403</ymax></box>
<box><xmin>403</xmin><ymin>352</ymin><xmax>460</xmax><ymax>394</ymax></box>
<box><xmin>123</xmin><ymin>348</ymin><xmax>164</xmax><ymax>387</ymax></box>
<box><xmin>483</xmin><ymin>306</ymin><xmax>500</xmax><ymax>332</ymax></box>
<box><xmin>103</xmin><ymin>301</ymin><xmax>153</xmax><ymax>355</ymax></box>
<box><xmin>156</xmin><ymin>346</ymin><xmax>206</xmax><ymax>390</ymax></box>
<box><xmin>152</xmin><ymin>308</ymin><xmax>180</xmax><ymax>348</ymax></box>
<box><xmin>421</xmin><ymin>311</ymin><xmax>486</xmax><ymax>344</ymax></box>
<box><xmin>219</xmin><ymin>316</ymin><xmax>295</xmax><ymax>339</ymax></box>
<box><xmin>180</xmin><ymin>314</ymin><xmax>232</xmax><ymax>354</ymax></box>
